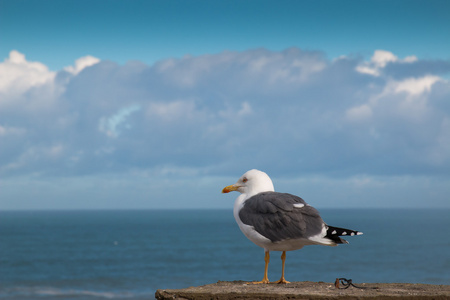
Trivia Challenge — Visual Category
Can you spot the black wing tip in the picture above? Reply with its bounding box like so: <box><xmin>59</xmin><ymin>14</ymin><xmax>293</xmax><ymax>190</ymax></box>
<box><xmin>326</xmin><ymin>225</ymin><xmax>363</xmax><ymax>239</ymax></box>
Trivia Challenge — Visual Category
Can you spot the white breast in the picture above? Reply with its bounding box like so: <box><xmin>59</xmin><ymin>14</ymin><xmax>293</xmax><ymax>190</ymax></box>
<box><xmin>232</xmin><ymin>195</ymin><xmax>269</xmax><ymax>248</ymax></box>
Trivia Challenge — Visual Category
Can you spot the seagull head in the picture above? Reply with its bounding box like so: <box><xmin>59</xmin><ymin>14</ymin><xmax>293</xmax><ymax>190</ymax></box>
<box><xmin>222</xmin><ymin>169</ymin><xmax>275</xmax><ymax>197</ymax></box>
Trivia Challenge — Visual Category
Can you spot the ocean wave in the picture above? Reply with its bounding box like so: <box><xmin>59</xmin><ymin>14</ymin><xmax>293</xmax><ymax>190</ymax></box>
<box><xmin>0</xmin><ymin>286</ymin><xmax>139</xmax><ymax>299</ymax></box>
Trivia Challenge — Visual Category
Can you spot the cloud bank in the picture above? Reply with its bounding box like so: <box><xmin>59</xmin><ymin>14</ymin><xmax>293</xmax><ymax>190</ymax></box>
<box><xmin>1</xmin><ymin>49</ymin><xmax>449</xmax><ymax>208</ymax></box>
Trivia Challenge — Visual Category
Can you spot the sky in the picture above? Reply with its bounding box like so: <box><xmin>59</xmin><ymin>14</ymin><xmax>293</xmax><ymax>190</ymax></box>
<box><xmin>1</xmin><ymin>0</ymin><xmax>449</xmax><ymax>210</ymax></box>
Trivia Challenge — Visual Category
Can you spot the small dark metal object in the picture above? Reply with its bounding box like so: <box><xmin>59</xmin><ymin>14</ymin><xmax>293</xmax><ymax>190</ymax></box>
<box><xmin>335</xmin><ymin>278</ymin><xmax>377</xmax><ymax>289</ymax></box>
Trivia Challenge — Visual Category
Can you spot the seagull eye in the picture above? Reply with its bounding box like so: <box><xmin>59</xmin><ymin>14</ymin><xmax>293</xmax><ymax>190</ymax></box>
<box><xmin>242</xmin><ymin>177</ymin><xmax>248</xmax><ymax>183</ymax></box>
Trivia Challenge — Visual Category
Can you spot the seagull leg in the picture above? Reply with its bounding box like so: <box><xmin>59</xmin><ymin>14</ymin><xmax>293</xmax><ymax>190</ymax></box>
<box><xmin>272</xmin><ymin>251</ymin><xmax>291</xmax><ymax>284</ymax></box>
<box><xmin>251</xmin><ymin>251</ymin><xmax>270</xmax><ymax>284</ymax></box>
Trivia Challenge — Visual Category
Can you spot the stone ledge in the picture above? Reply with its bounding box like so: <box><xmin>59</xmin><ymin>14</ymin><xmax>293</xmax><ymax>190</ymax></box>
<box><xmin>155</xmin><ymin>280</ymin><xmax>450</xmax><ymax>300</ymax></box>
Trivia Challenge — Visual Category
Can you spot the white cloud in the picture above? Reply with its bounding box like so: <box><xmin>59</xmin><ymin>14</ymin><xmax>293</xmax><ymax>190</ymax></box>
<box><xmin>218</xmin><ymin>101</ymin><xmax>253</xmax><ymax>119</ymax></box>
<box><xmin>355</xmin><ymin>49</ymin><xmax>418</xmax><ymax>76</ymax></box>
<box><xmin>48</xmin><ymin>144</ymin><xmax>65</xmax><ymax>158</ymax></box>
<box><xmin>345</xmin><ymin>104</ymin><xmax>373</xmax><ymax>122</ymax></box>
<box><xmin>1</xmin><ymin>48</ymin><xmax>450</xmax><ymax>209</ymax></box>
<box><xmin>371</xmin><ymin>50</ymin><xmax>399</xmax><ymax>68</ymax></box>
<box><xmin>237</xmin><ymin>101</ymin><xmax>252</xmax><ymax>116</ymax></box>
<box><xmin>99</xmin><ymin>104</ymin><xmax>141</xmax><ymax>138</ymax></box>
<box><xmin>0</xmin><ymin>125</ymin><xmax>26</xmax><ymax>136</ymax></box>
<box><xmin>247</xmin><ymin>51</ymin><xmax>326</xmax><ymax>83</ymax></box>
<box><xmin>393</xmin><ymin>75</ymin><xmax>442</xmax><ymax>95</ymax></box>
<box><xmin>402</xmin><ymin>55</ymin><xmax>419</xmax><ymax>63</ymax></box>
<box><xmin>0</xmin><ymin>50</ymin><xmax>55</xmax><ymax>97</ymax></box>
<box><xmin>0</xmin><ymin>48</ymin><xmax>449</xmax><ymax>184</ymax></box>
<box><xmin>64</xmin><ymin>55</ymin><xmax>100</xmax><ymax>75</ymax></box>
<box><xmin>147</xmin><ymin>100</ymin><xmax>196</xmax><ymax>121</ymax></box>
<box><xmin>346</xmin><ymin>75</ymin><xmax>446</xmax><ymax>128</ymax></box>
<box><xmin>354</xmin><ymin>65</ymin><xmax>379</xmax><ymax>76</ymax></box>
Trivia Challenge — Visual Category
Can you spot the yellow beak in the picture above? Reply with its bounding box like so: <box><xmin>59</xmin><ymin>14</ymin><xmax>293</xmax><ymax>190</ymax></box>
<box><xmin>222</xmin><ymin>184</ymin><xmax>239</xmax><ymax>193</ymax></box>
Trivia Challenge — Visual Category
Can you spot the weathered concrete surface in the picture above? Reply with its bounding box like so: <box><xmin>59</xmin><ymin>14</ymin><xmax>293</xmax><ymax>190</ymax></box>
<box><xmin>155</xmin><ymin>280</ymin><xmax>450</xmax><ymax>300</ymax></box>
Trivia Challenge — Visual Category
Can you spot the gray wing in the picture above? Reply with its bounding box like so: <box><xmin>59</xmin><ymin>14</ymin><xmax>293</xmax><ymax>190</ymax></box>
<box><xmin>239</xmin><ymin>192</ymin><xmax>324</xmax><ymax>242</ymax></box>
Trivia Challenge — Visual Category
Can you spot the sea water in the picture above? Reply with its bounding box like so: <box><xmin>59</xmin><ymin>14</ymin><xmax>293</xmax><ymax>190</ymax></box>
<box><xmin>1</xmin><ymin>209</ymin><xmax>449</xmax><ymax>299</ymax></box>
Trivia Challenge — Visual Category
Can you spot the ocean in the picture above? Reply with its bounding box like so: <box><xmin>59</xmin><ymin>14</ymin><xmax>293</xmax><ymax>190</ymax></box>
<box><xmin>1</xmin><ymin>209</ymin><xmax>449</xmax><ymax>299</ymax></box>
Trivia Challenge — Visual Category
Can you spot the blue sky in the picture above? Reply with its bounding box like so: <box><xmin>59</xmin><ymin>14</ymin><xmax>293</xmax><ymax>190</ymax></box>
<box><xmin>2</xmin><ymin>0</ymin><xmax>449</xmax><ymax>70</ymax></box>
<box><xmin>1</xmin><ymin>0</ymin><xmax>449</xmax><ymax>210</ymax></box>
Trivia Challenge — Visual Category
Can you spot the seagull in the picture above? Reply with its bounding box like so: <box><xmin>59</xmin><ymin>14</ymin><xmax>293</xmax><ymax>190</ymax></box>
<box><xmin>222</xmin><ymin>169</ymin><xmax>363</xmax><ymax>284</ymax></box>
